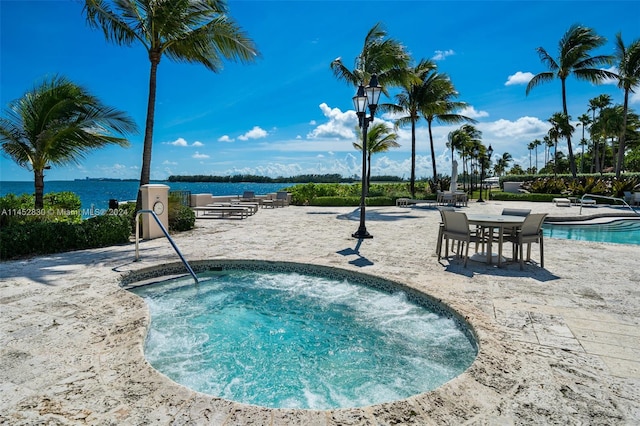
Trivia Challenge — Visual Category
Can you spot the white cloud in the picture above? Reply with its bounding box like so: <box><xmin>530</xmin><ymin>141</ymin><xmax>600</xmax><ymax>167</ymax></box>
<box><xmin>309</xmin><ymin>120</ymin><xmax>317</xmax><ymax>125</ymax></box>
<box><xmin>307</xmin><ymin>103</ymin><xmax>358</xmax><ymax>139</ymax></box>
<box><xmin>164</xmin><ymin>137</ymin><xmax>204</xmax><ymax>147</ymax></box>
<box><xmin>631</xmin><ymin>90</ymin><xmax>640</xmax><ymax>105</ymax></box>
<box><xmin>166</xmin><ymin>137</ymin><xmax>188</xmax><ymax>146</ymax></box>
<box><xmin>459</xmin><ymin>106</ymin><xmax>489</xmax><ymax>119</ymax></box>
<box><xmin>192</xmin><ymin>152</ymin><xmax>210</xmax><ymax>159</ymax></box>
<box><xmin>218</xmin><ymin>135</ymin><xmax>234</xmax><ymax>143</ymax></box>
<box><xmin>505</xmin><ymin>71</ymin><xmax>534</xmax><ymax>86</ymax></box>
<box><xmin>432</xmin><ymin>49</ymin><xmax>455</xmax><ymax>61</ymax></box>
<box><xmin>238</xmin><ymin>126</ymin><xmax>268</xmax><ymax>141</ymax></box>
<box><xmin>482</xmin><ymin>116</ymin><xmax>548</xmax><ymax>138</ymax></box>
<box><xmin>162</xmin><ymin>160</ymin><xmax>178</xmax><ymax>165</ymax></box>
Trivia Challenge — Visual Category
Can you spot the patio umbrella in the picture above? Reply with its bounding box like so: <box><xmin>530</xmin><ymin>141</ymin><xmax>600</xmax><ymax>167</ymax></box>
<box><xmin>450</xmin><ymin>159</ymin><xmax>458</xmax><ymax>192</ymax></box>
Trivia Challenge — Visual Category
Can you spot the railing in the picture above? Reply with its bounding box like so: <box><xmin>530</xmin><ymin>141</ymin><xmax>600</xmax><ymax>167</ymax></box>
<box><xmin>135</xmin><ymin>210</ymin><xmax>199</xmax><ymax>284</ymax></box>
<box><xmin>579</xmin><ymin>194</ymin><xmax>640</xmax><ymax>216</ymax></box>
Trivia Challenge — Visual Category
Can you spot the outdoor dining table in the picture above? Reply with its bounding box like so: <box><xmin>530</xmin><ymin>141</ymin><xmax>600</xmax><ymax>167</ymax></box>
<box><xmin>465</xmin><ymin>214</ymin><xmax>526</xmax><ymax>266</ymax></box>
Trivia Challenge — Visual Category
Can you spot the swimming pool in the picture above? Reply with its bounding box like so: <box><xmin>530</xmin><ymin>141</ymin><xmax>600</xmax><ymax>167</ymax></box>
<box><xmin>543</xmin><ymin>218</ymin><xmax>640</xmax><ymax>245</ymax></box>
<box><xmin>126</xmin><ymin>261</ymin><xmax>477</xmax><ymax>410</ymax></box>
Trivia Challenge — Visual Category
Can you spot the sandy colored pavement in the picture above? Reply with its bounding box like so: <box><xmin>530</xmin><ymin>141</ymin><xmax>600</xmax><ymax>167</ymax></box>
<box><xmin>1</xmin><ymin>200</ymin><xmax>639</xmax><ymax>425</ymax></box>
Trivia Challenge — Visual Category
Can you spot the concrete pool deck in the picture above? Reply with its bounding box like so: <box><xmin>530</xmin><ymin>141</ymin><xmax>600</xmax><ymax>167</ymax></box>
<box><xmin>1</xmin><ymin>200</ymin><xmax>639</xmax><ymax>424</ymax></box>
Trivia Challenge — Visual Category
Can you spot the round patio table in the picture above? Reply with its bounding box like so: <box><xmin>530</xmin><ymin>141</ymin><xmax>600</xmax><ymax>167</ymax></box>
<box><xmin>465</xmin><ymin>214</ymin><xmax>526</xmax><ymax>266</ymax></box>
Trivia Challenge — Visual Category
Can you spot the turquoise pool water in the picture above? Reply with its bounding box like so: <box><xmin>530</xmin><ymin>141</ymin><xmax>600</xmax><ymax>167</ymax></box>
<box><xmin>543</xmin><ymin>218</ymin><xmax>640</xmax><ymax>245</ymax></box>
<box><xmin>130</xmin><ymin>266</ymin><xmax>477</xmax><ymax>409</ymax></box>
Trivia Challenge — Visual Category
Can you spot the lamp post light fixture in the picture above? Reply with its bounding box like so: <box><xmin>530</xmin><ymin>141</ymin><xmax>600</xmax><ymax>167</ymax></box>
<box><xmin>352</xmin><ymin>74</ymin><xmax>382</xmax><ymax>239</ymax></box>
<box><xmin>477</xmin><ymin>144</ymin><xmax>493</xmax><ymax>203</ymax></box>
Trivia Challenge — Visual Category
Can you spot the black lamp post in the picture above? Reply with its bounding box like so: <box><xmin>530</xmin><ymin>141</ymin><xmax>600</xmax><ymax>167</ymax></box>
<box><xmin>473</xmin><ymin>147</ymin><xmax>479</xmax><ymax>198</ymax></box>
<box><xmin>352</xmin><ymin>75</ymin><xmax>381</xmax><ymax>239</ymax></box>
<box><xmin>477</xmin><ymin>144</ymin><xmax>493</xmax><ymax>203</ymax></box>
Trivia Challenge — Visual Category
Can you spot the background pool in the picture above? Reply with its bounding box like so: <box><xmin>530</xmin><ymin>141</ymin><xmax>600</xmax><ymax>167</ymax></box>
<box><xmin>543</xmin><ymin>219</ymin><xmax>640</xmax><ymax>245</ymax></box>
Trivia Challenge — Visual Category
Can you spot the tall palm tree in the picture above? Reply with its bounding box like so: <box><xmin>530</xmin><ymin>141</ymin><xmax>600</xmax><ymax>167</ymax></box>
<box><xmin>588</xmin><ymin>94</ymin><xmax>612</xmax><ymax>173</ymax></box>
<box><xmin>527</xmin><ymin>141</ymin><xmax>535</xmax><ymax>171</ymax></box>
<box><xmin>0</xmin><ymin>75</ymin><xmax>137</xmax><ymax>208</ymax></box>
<box><xmin>526</xmin><ymin>24</ymin><xmax>615</xmax><ymax>177</ymax></box>
<box><xmin>543</xmin><ymin>135</ymin><xmax>554</xmax><ymax>170</ymax></box>
<box><xmin>354</xmin><ymin>122</ymin><xmax>400</xmax><ymax>190</ymax></box>
<box><xmin>83</xmin><ymin>0</ymin><xmax>259</xmax><ymax>208</ymax></box>
<box><xmin>548</xmin><ymin>112</ymin><xmax>573</xmax><ymax>176</ymax></box>
<box><xmin>420</xmin><ymin>72</ymin><xmax>476</xmax><ymax>183</ymax></box>
<box><xmin>577</xmin><ymin>113</ymin><xmax>591</xmax><ymax>173</ymax></box>
<box><xmin>331</xmin><ymin>22</ymin><xmax>410</xmax><ymax>92</ymax></box>
<box><xmin>385</xmin><ymin>59</ymin><xmax>436</xmax><ymax>197</ymax></box>
<box><xmin>613</xmin><ymin>33</ymin><xmax>640</xmax><ymax>177</ymax></box>
<box><xmin>532</xmin><ymin>139</ymin><xmax>542</xmax><ymax>173</ymax></box>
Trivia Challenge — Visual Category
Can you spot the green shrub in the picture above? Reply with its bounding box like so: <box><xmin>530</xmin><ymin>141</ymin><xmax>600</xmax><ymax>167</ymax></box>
<box><xmin>489</xmin><ymin>192</ymin><xmax>562</xmax><ymax>202</ymax></box>
<box><xmin>309</xmin><ymin>196</ymin><xmax>396</xmax><ymax>207</ymax></box>
<box><xmin>169</xmin><ymin>204</ymin><xmax>195</xmax><ymax>232</ymax></box>
<box><xmin>0</xmin><ymin>212</ymin><xmax>131</xmax><ymax>260</ymax></box>
<box><xmin>0</xmin><ymin>192</ymin><xmax>82</xmax><ymax>226</ymax></box>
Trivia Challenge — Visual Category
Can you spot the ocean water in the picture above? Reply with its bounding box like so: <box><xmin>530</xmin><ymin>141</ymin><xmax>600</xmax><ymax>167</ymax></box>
<box><xmin>0</xmin><ymin>180</ymin><xmax>293</xmax><ymax>212</ymax></box>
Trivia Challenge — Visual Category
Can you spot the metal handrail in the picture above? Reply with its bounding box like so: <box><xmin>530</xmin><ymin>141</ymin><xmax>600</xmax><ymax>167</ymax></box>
<box><xmin>579</xmin><ymin>194</ymin><xmax>640</xmax><ymax>216</ymax></box>
<box><xmin>135</xmin><ymin>210</ymin><xmax>199</xmax><ymax>283</ymax></box>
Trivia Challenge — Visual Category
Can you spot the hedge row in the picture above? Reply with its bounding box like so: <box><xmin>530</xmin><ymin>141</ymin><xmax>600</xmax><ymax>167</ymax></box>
<box><xmin>1</xmin><ymin>214</ymin><xmax>131</xmax><ymax>260</ymax></box>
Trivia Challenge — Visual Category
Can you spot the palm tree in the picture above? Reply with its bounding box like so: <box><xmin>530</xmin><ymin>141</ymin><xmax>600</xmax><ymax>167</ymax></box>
<box><xmin>354</xmin><ymin>122</ymin><xmax>400</xmax><ymax>190</ymax></box>
<box><xmin>588</xmin><ymin>94</ymin><xmax>612</xmax><ymax>173</ymax></box>
<box><xmin>0</xmin><ymin>75</ymin><xmax>137</xmax><ymax>208</ymax></box>
<box><xmin>83</xmin><ymin>0</ymin><xmax>259</xmax><ymax>208</ymax></box>
<box><xmin>420</xmin><ymin>72</ymin><xmax>476</xmax><ymax>183</ymax></box>
<box><xmin>527</xmin><ymin>141</ymin><xmax>535</xmax><ymax>172</ymax></box>
<box><xmin>577</xmin><ymin>113</ymin><xmax>591</xmax><ymax>173</ymax></box>
<box><xmin>613</xmin><ymin>33</ymin><xmax>640</xmax><ymax>177</ymax></box>
<box><xmin>331</xmin><ymin>22</ymin><xmax>410</xmax><ymax>92</ymax></box>
<box><xmin>446</xmin><ymin>125</ymin><xmax>480</xmax><ymax>192</ymax></box>
<box><xmin>548</xmin><ymin>112</ymin><xmax>573</xmax><ymax>176</ymax></box>
<box><xmin>494</xmin><ymin>152</ymin><xmax>513</xmax><ymax>177</ymax></box>
<box><xmin>526</xmin><ymin>24</ymin><xmax>615</xmax><ymax>177</ymax></box>
<box><xmin>532</xmin><ymin>139</ymin><xmax>542</xmax><ymax>173</ymax></box>
<box><xmin>543</xmin><ymin>135</ymin><xmax>554</xmax><ymax>168</ymax></box>
<box><xmin>385</xmin><ymin>59</ymin><xmax>436</xmax><ymax>197</ymax></box>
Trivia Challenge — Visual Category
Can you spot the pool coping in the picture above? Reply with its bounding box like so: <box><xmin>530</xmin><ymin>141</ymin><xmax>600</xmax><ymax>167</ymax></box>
<box><xmin>111</xmin><ymin>259</ymin><xmax>516</xmax><ymax>424</ymax></box>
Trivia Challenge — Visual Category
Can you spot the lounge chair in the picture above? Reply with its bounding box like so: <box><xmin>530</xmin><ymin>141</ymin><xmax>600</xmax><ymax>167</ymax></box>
<box><xmin>439</xmin><ymin>210</ymin><xmax>485</xmax><ymax>267</ymax></box>
<box><xmin>501</xmin><ymin>208</ymin><xmax>531</xmax><ymax>217</ymax></box>
<box><xmin>275</xmin><ymin>191</ymin><xmax>290</xmax><ymax>207</ymax></box>
<box><xmin>504</xmin><ymin>213</ymin><xmax>548</xmax><ymax>270</ymax></box>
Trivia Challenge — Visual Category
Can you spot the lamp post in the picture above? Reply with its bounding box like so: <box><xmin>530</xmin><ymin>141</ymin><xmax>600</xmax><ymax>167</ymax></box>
<box><xmin>477</xmin><ymin>144</ymin><xmax>493</xmax><ymax>203</ymax></box>
<box><xmin>473</xmin><ymin>147</ymin><xmax>479</xmax><ymax>199</ymax></box>
<box><xmin>352</xmin><ymin>75</ymin><xmax>381</xmax><ymax>239</ymax></box>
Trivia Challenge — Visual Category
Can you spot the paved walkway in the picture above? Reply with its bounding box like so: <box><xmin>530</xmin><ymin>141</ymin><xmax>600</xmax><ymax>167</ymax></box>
<box><xmin>1</xmin><ymin>200</ymin><xmax>638</xmax><ymax>424</ymax></box>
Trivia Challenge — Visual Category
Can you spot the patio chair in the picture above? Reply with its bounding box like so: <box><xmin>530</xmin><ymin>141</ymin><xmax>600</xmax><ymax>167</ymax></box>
<box><xmin>439</xmin><ymin>210</ymin><xmax>485</xmax><ymax>267</ymax></box>
<box><xmin>503</xmin><ymin>213</ymin><xmax>548</xmax><ymax>270</ymax></box>
<box><xmin>436</xmin><ymin>207</ymin><xmax>455</xmax><ymax>258</ymax></box>
<box><xmin>500</xmin><ymin>208</ymin><xmax>532</xmax><ymax>238</ymax></box>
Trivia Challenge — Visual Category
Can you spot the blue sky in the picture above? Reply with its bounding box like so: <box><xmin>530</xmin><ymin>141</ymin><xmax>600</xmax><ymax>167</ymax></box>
<box><xmin>1</xmin><ymin>0</ymin><xmax>639</xmax><ymax>182</ymax></box>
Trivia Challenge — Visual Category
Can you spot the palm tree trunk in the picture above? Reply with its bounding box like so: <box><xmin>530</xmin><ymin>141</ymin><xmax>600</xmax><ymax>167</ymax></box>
<box><xmin>34</xmin><ymin>169</ymin><xmax>45</xmax><ymax>209</ymax></box>
<box><xmin>561</xmin><ymin>80</ymin><xmax>577</xmax><ymax>177</ymax></box>
<box><xmin>616</xmin><ymin>90</ymin><xmax>629</xmax><ymax>177</ymax></box>
<box><xmin>410</xmin><ymin>120</ymin><xmax>416</xmax><ymax>197</ymax></box>
<box><xmin>428</xmin><ymin>121</ymin><xmax>437</xmax><ymax>183</ymax></box>
<box><xmin>137</xmin><ymin>51</ymin><xmax>160</xmax><ymax>211</ymax></box>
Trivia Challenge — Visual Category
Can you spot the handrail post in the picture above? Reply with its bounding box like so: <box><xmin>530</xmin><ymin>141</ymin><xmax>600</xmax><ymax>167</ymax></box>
<box><xmin>134</xmin><ymin>209</ymin><xmax>199</xmax><ymax>284</ymax></box>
